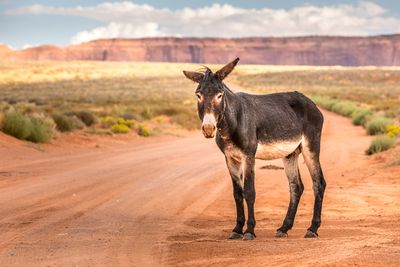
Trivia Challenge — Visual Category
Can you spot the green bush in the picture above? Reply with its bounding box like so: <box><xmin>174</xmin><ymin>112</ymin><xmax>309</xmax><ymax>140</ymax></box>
<box><xmin>52</xmin><ymin>113</ymin><xmax>75</xmax><ymax>132</ymax></box>
<box><xmin>2</xmin><ymin>110</ymin><xmax>32</xmax><ymax>139</ymax></box>
<box><xmin>137</xmin><ymin>123</ymin><xmax>151</xmax><ymax>137</ymax></box>
<box><xmin>366</xmin><ymin>135</ymin><xmax>396</xmax><ymax>155</ymax></box>
<box><xmin>352</xmin><ymin>109</ymin><xmax>373</xmax><ymax>126</ymax></box>
<box><xmin>75</xmin><ymin>111</ymin><xmax>97</xmax><ymax>126</ymax></box>
<box><xmin>330</xmin><ymin>101</ymin><xmax>357</xmax><ymax>117</ymax></box>
<box><xmin>366</xmin><ymin>116</ymin><xmax>394</xmax><ymax>135</ymax></box>
<box><xmin>111</xmin><ymin>123</ymin><xmax>130</xmax><ymax>133</ymax></box>
<box><xmin>26</xmin><ymin>117</ymin><xmax>53</xmax><ymax>143</ymax></box>
<box><xmin>1</xmin><ymin>110</ymin><xmax>52</xmax><ymax>143</ymax></box>
<box><xmin>99</xmin><ymin>116</ymin><xmax>118</xmax><ymax>128</ymax></box>
<box><xmin>312</xmin><ymin>96</ymin><xmax>358</xmax><ymax>118</ymax></box>
<box><xmin>311</xmin><ymin>96</ymin><xmax>338</xmax><ymax>110</ymax></box>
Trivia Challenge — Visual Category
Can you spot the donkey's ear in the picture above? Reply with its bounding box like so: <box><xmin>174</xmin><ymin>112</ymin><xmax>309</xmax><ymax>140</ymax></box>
<box><xmin>215</xmin><ymin>57</ymin><xmax>240</xmax><ymax>80</ymax></box>
<box><xmin>183</xmin><ymin>70</ymin><xmax>204</xmax><ymax>83</ymax></box>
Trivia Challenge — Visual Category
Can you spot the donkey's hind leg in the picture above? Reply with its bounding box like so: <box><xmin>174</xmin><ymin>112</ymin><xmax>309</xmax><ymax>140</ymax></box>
<box><xmin>276</xmin><ymin>149</ymin><xmax>304</xmax><ymax>237</ymax></box>
<box><xmin>302</xmin><ymin>137</ymin><xmax>326</xmax><ymax>238</ymax></box>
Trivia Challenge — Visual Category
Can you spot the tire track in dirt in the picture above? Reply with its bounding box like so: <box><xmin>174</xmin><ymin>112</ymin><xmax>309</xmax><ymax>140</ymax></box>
<box><xmin>0</xmin><ymin>105</ymin><xmax>399</xmax><ymax>266</ymax></box>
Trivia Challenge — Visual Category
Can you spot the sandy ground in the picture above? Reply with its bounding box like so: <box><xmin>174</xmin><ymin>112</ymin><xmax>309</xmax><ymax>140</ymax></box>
<box><xmin>0</xmin><ymin>110</ymin><xmax>399</xmax><ymax>266</ymax></box>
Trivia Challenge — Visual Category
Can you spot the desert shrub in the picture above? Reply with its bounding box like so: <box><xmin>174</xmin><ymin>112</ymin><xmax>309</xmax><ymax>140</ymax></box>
<box><xmin>30</xmin><ymin>112</ymin><xmax>56</xmax><ymax>130</ymax></box>
<box><xmin>141</xmin><ymin>108</ymin><xmax>153</xmax><ymax>120</ymax></box>
<box><xmin>312</xmin><ymin>96</ymin><xmax>363</xmax><ymax>118</ymax></box>
<box><xmin>366</xmin><ymin>135</ymin><xmax>396</xmax><ymax>155</ymax></box>
<box><xmin>2</xmin><ymin>110</ymin><xmax>32</xmax><ymax>139</ymax></box>
<box><xmin>99</xmin><ymin>116</ymin><xmax>135</xmax><ymax>129</ymax></box>
<box><xmin>26</xmin><ymin>117</ymin><xmax>53</xmax><ymax>143</ymax></box>
<box><xmin>386</xmin><ymin>124</ymin><xmax>400</xmax><ymax>138</ymax></box>
<box><xmin>2</xmin><ymin>110</ymin><xmax>52</xmax><ymax>143</ymax></box>
<box><xmin>137</xmin><ymin>123</ymin><xmax>151</xmax><ymax>137</ymax></box>
<box><xmin>99</xmin><ymin>116</ymin><xmax>118</xmax><ymax>128</ymax></box>
<box><xmin>330</xmin><ymin>101</ymin><xmax>357</xmax><ymax>117</ymax></box>
<box><xmin>366</xmin><ymin>116</ymin><xmax>394</xmax><ymax>135</ymax></box>
<box><xmin>70</xmin><ymin>115</ymin><xmax>85</xmax><ymax>130</ymax></box>
<box><xmin>111</xmin><ymin>123</ymin><xmax>130</xmax><ymax>134</ymax></box>
<box><xmin>117</xmin><ymin>118</ymin><xmax>136</xmax><ymax>128</ymax></box>
<box><xmin>75</xmin><ymin>110</ymin><xmax>97</xmax><ymax>126</ymax></box>
<box><xmin>14</xmin><ymin>102</ymin><xmax>36</xmax><ymax>114</ymax></box>
<box><xmin>352</xmin><ymin>109</ymin><xmax>373</xmax><ymax>126</ymax></box>
<box><xmin>311</xmin><ymin>96</ymin><xmax>338</xmax><ymax>110</ymax></box>
<box><xmin>52</xmin><ymin>113</ymin><xmax>75</xmax><ymax>132</ymax></box>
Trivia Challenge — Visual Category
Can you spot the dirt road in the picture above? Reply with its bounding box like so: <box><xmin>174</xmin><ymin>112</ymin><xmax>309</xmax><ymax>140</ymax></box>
<box><xmin>0</xmin><ymin>110</ymin><xmax>399</xmax><ymax>266</ymax></box>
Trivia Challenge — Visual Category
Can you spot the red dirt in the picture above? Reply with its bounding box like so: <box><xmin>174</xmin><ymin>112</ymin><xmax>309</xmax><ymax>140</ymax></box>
<box><xmin>0</xmin><ymin>110</ymin><xmax>399</xmax><ymax>266</ymax></box>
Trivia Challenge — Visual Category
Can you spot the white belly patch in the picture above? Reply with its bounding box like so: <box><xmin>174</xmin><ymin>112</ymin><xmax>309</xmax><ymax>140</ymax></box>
<box><xmin>255</xmin><ymin>139</ymin><xmax>302</xmax><ymax>160</ymax></box>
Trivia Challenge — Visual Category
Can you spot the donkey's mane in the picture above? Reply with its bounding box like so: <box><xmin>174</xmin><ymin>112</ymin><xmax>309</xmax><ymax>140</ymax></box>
<box><xmin>196</xmin><ymin>65</ymin><xmax>234</xmax><ymax>94</ymax></box>
<box><xmin>197</xmin><ymin>66</ymin><xmax>213</xmax><ymax>78</ymax></box>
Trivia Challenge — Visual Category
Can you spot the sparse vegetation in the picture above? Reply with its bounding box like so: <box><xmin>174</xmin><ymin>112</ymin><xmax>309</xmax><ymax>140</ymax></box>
<box><xmin>2</xmin><ymin>110</ymin><xmax>32</xmax><ymax>140</ymax></box>
<box><xmin>111</xmin><ymin>123</ymin><xmax>130</xmax><ymax>134</ymax></box>
<box><xmin>52</xmin><ymin>113</ymin><xmax>75</xmax><ymax>132</ymax></box>
<box><xmin>352</xmin><ymin>109</ymin><xmax>373</xmax><ymax>126</ymax></box>
<box><xmin>117</xmin><ymin>118</ymin><xmax>136</xmax><ymax>128</ymax></box>
<box><xmin>366</xmin><ymin>135</ymin><xmax>396</xmax><ymax>155</ymax></box>
<box><xmin>386</xmin><ymin>124</ymin><xmax>400</xmax><ymax>138</ymax></box>
<box><xmin>137</xmin><ymin>123</ymin><xmax>151</xmax><ymax>137</ymax></box>
<box><xmin>74</xmin><ymin>111</ymin><xmax>97</xmax><ymax>126</ymax></box>
<box><xmin>1</xmin><ymin>110</ymin><xmax>53</xmax><ymax>143</ymax></box>
<box><xmin>26</xmin><ymin>116</ymin><xmax>53</xmax><ymax>143</ymax></box>
<box><xmin>366</xmin><ymin>116</ymin><xmax>394</xmax><ymax>135</ymax></box>
<box><xmin>0</xmin><ymin>62</ymin><xmax>399</xmax><ymax>148</ymax></box>
<box><xmin>99</xmin><ymin>116</ymin><xmax>118</xmax><ymax>128</ymax></box>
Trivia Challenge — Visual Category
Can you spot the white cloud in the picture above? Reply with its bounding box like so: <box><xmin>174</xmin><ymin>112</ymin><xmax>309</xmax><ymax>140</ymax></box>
<box><xmin>22</xmin><ymin>43</ymin><xmax>38</xmax><ymax>49</ymax></box>
<box><xmin>5</xmin><ymin>1</ymin><xmax>400</xmax><ymax>44</ymax></box>
<box><xmin>71</xmin><ymin>22</ymin><xmax>166</xmax><ymax>44</ymax></box>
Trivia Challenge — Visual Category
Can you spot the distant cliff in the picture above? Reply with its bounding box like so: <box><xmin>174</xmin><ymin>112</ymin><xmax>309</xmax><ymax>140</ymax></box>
<box><xmin>2</xmin><ymin>35</ymin><xmax>400</xmax><ymax>66</ymax></box>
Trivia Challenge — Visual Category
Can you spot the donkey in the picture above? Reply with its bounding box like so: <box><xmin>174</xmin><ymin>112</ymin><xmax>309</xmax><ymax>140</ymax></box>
<box><xmin>183</xmin><ymin>58</ymin><xmax>326</xmax><ymax>240</ymax></box>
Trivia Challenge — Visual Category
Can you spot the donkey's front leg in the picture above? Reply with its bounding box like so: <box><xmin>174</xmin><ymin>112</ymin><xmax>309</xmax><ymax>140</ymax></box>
<box><xmin>225</xmin><ymin>155</ymin><xmax>245</xmax><ymax>239</ymax></box>
<box><xmin>228</xmin><ymin>180</ymin><xmax>245</xmax><ymax>239</ymax></box>
<box><xmin>243</xmin><ymin>156</ymin><xmax>256</xmax><ymax>240</ymax></box>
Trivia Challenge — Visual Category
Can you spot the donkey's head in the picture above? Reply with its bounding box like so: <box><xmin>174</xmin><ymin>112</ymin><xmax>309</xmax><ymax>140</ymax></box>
<box><xmin>183</xmin><ymin>58</ymin><xmax>239</xmax><ymax>138</ymax></box>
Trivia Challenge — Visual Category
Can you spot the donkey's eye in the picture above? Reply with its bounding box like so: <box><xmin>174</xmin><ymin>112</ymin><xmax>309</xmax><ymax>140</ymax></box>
<box><xmin>196</xmin><ymin>93</ymin><xmax>202</xmax><ymax>101</ymax></box>
<box><xmin>216</xmin><ymin>93</ymin><xmax>223</xmax><ymax>101</ymax></box>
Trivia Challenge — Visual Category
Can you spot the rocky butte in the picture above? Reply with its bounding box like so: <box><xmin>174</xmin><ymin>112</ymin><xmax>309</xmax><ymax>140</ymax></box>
<box><xmin>2</xmin><ymin>35</ymin><xmax>400</xmax><ymax>66</ymax></box>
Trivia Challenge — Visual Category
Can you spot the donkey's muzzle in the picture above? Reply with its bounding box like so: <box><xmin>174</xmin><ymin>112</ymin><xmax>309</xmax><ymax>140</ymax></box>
<box><xmin>202</xmin><ymin>124</ymin><xmax>216</xmax><ymax>138</ymax></box>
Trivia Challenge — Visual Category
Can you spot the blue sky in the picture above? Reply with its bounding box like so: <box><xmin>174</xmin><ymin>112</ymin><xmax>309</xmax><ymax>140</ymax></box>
<box><xmin>1</xmin><ymin>1</ymin><xmax>400</xmax><ymax>49</ymax></box>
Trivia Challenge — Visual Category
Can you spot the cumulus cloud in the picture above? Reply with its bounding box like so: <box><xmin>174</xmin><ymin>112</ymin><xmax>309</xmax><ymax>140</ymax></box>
<box><xmin>5</xmin><ymin>1</ymin><xmax>400</xmax><ymax>44</ymax></box>
<box><xmin>71</xmin><ymin>22</ymin><xmax>167</xmax><ymax>44</ymax></box>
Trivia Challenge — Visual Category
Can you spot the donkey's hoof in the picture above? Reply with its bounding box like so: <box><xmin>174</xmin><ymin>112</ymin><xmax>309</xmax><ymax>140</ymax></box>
<box><xmin>243</xmin><ymin>233</ymin><xmax>256</xmax><ymax>241</ymax></box>
<box><xmin>304</xmin><ymin>230</ymin><xmax>318</xmax><ymax>238</ymax></box>
<box><xmin>275</xmin><ymin>231</ymin><xmax>288</xmax><ymax>238</ymax></box>
<box><xmin>228</xmin><ymin>232</ymin><xmax>243</xmax><ymax>240</ymax></box>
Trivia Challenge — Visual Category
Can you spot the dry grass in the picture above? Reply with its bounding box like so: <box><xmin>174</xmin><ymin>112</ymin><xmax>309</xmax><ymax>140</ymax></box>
<box><xmin>230</xmin><ymin>66</ymin><xmax>400</xmax><ymax>119</ymax></box>
<box><xmin>0</xmin><ymin>61</ymin><xmax>399</xmax><ymax>143</ymax></box>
